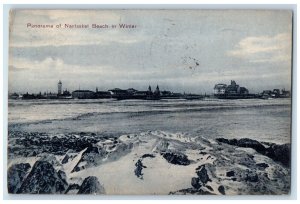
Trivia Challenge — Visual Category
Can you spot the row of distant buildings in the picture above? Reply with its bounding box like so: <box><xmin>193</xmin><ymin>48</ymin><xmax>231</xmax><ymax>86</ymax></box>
<box><xmin>9</xmin><ymin>80</ymin><xmax>290</xmax><ymax>100</ymax></box>
<box><xmin>10</xmin><ymin>80</ymin><xmax>204</xmax><ymax>100</ymax></box>
<box><xmin>214</xmin><ymin>80</ymin><xmax>290</xmax><ymax>99</ymax></box>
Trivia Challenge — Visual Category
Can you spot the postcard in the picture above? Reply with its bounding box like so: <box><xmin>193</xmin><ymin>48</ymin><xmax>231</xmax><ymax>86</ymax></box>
<box><xmin>7</xmin><ymin>9</ymin><xmax>292</xmax><ymax>195</ymax></box>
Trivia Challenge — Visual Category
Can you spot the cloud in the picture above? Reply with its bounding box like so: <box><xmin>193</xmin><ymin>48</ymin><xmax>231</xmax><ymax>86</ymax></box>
<box><xmin>8</xmin><ymin>10</ymin><xmax>292</xmax><ymax>93</ymax></box>
<box><xmin>227</xmin><ymin>33</ymin><xmax>292</xmax><ymax>63</ymax></box>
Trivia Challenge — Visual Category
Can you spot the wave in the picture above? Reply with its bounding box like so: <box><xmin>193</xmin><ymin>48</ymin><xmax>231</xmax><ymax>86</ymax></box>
<box><xmin>8</xmin><ymin>102</ymin><xmax>290</xmax><ymax>127</ymax></box>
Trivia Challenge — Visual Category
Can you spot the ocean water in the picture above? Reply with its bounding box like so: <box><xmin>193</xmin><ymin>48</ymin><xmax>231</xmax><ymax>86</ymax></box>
<box><xmin>8</xmin><ymin>98</ymin><xmax>291</xmax><ymax>144</ymax></box>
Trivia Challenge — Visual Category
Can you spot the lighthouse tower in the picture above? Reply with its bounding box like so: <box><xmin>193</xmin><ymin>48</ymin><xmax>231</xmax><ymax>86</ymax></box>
<box><xmin>58</xmin><ymin>80</ymin><xmax>62</xmax><ymax>95</ymax></box>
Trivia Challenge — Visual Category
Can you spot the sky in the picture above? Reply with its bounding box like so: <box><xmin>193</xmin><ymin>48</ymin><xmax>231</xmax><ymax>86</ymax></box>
<box><xmin>8</xmin><ymin>10</ymin><xmax>292</xmax><ymax>94</ymax></box>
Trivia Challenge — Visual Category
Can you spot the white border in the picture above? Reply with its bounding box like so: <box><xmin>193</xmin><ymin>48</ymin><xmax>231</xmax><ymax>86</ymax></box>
<box><xmin>1</xmin><ymin>1</ymin><xmax>298</xmax><ymax>202</ymax></box>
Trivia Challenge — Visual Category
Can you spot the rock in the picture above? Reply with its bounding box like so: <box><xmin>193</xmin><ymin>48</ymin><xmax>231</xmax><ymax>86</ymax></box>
<box><xmin>17</xmin><ymin>161</ymin><xmax>68</xmax><ymax>194</ymax></box>
<box><xmin>191</xmin><ymin>177</ymin><xmax>201</xmax><ymax>189</ymax></box>
<box><xmin>77</xmin><ymin>176</ymin><xmax>105</xmax><ymax>194</ymax></box>
<box><xmin>218</xmin><ymin>185</ymin><xmax>225</xmax><ymax>195</ymax></box>
<box><xmin>256</xmin><ymin>163</ymin><xmax>269</xmax><ymax>169</ymax></box>
<box><xmin>206</xmin><ymin>185</ymin><xmax>214</xmax><ymax>191</ymax></box>
<box><xmin>216</xmin><ymin>138</ymin><xmax>290</xmax><ymax>166</ymax></box>
<box><xmin>161</xmin><ymin>151</ymin><xmax>190</xmax><ymax>166</ymax></box>
<box><xmin>237</xmin><ymin>138</ymin><xmax>266</xmax><ymax>154</ymax></box>
<box><xmin>226</xmin><ymin>170</ymin><xmax>235</xmax><ymax>177</ymax></box>
<box><xmin>216</xmin><ymin>138</ymin><xmax>230</xmax><ymax>144</ymax></box>
<box><xmin>134</xmin><ymin>159</ymin><xmax>146</xmax><ymax>179</ymax></box>
<box><xmin>266</xmin><ymin>144</ymin><xmax>290</xmax><ymax>167</ymax></box>
<box><xmin>61</xmin><ymin>154</ymin><xmax>70</xmax><ymax>164</ymax></box>
<box><xmin>141</xmin><ymin>154</ymin><xmax>155</xmax><ymax>159</ymax></box>
<box><xmin>65</xmin><ymin>183</ymin><xmax>80</xmax><ymax>194</ymax></box>
<box><xmin>216</xmin><ymin>138</ymin><xmax>237</xmax><ymax>146</ymax></box>
<box><xmin>57</xmin><ymin>170</ymin><xmax>67</xmax><ymax>181</ymax></box>
<box><xmin>216</xmin><ymin>138</ymin><xmax>265</xmax><ymax>154</ymax></box>
<box><xmin>84</xmin><ymin>146</ymin><xmax>99</xmax><ymax>154</ymax></box>
<box><xmin>196</xmin><ymin>165</ymin><xmax>211</xmax><ymax>184</ymax></box>
<box><xmin>245</xmin><ymin>171</ymin><xmax>259</xmax><ymax>182</ymax></box>
<box><xmin>7</xmin><ymin>163</ymin><xmax>31</xmax><ymax>193</ymax></box>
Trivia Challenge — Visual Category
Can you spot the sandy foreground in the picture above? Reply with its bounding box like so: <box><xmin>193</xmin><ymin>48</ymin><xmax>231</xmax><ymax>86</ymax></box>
<box><xmin>7</xmin><ymin>130</ymin><xmax>290</xmax><ymax>195</ymax></box>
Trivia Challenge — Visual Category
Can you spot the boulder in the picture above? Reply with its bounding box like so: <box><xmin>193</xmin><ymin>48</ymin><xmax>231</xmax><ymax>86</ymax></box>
<box><xmin>77</xmin><ymin>176</ymin><xmax>105</xmax><ymax>194</ymax></box>
<box><xmin>266</xmin><ymin>144</ymin><xmax>290</xmax><ymax>167</ymax></box>
<box><xmin>161</xmin><ymin>151</ymin><xmax>190</xmax><ymax>166</ymax></box>
<box><xmin>216</xmin><ymin>138</ymin><xmax>237</xmax><ymax>146</ymax></box>
<box><xmin>191</xmin><ymin>177</ymin><xmax>201</xmax><ymax>189</ymax></box>
<box><xmin>206</xmin><ymin>185</ymin><xmax>214</xmax><ymax>191</ymax></box>
<box><xmin>245</xmin><ymin>171</ymin><xmax>259</xmax><ymax>182</ymax></box>
<box><xmin>7</xmin><ymin>163</ymin><xmax>31</xmax><ymax>193</ymax></box>
<box><xmin>236</xmin><ymin>138</ymin><xmax>266</xmax><ymax>154</ymax></box>
<box><xmin>226</xmin><ymin>170</ymin><xmax>235</xmax><ymax>177</ymax></box>
<box><xmin>196</xmin><ymin>165</ymin><xmax>211</xmax><ymax>184</ymax></box>
<box><xmin>256</xmin><ymin>163</ymin><xmax>269</xmax><ymax>169</ymax></box>
<box><xmin>141</xmin><ymin>154</ymin><xmax>155</xmax><ymax>159</ymax></box>
<box><xmin>61</xmin><ymin>154</ymin><xmax>70</xmax><ymax>164</ymax></box>
<box><xmin>134</xmin><ymin>159</ymin><xmax>147</xmax><ymax>179</ymax></box>
<box><xmin>218</xmin><ymin>185</ymin><xmax>225</xmax><ymax>195</ymax></box>
<box><xmin>17</xmin><ymin>161</ymin><xmax>68</xmax><ymax>194</ymax></box>
<box><xmin>65</xmin><ymin>184</ymin><xmax>80</xmax><ymax>194</ymax></box>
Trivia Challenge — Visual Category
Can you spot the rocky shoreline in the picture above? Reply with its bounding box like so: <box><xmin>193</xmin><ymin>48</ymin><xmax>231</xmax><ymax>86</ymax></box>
<box><xmin>7</xmin><ymin>130</ymin><xmax>291</xmax><ymax>195</ymax></box>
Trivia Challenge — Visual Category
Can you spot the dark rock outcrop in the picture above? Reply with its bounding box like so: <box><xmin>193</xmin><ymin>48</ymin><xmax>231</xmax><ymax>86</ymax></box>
<box><xmin>7</xmin><ymin>163</ymin><xmax>31</xmax><ymax>193</ymax></box>
<box><xmin>191</xmin><ymin>177</ymin><xmax>201</xmax><ymax>189</ymax></box>
<box><xmin>190</xmin><ymin>165</ymin><xmax>213</xmax><ymax>193</ymax></box>
<box><xmin>77</xmin><ymin>176</ymin><xmax>105</xmax><ymax>194</ymax></box>
<box><xmin>245</xmin><ymin>171</ymin><xmax>259</xmax><ymax>182</ymax></box>
<box><xmin>8</xmin><ymin>131</ymin><xmax>102</xmax><ymax>158</ymax></box>
<box><xmin>216</xmin><ymin>138</ymin><xmax>265</xmax><ymax>154</ymax></box>
<box><xmin>216</xmin><ymin>137</ymin><xmax>290</xmax><ymax>167</ymax></box>
<box><xmin>17</xmin><ymin>161</ymin><xmax>68</xmax><ymax>194</ymax></box>
<box><xmin>65</xmin><ymin>184</ymin><xmax>80</xmax><ymax>194</ymax></box>
<box><xmin>266</xmin><ymin>144</ymin><xmax>290</xmax><ymax>167</ymax></box>
<box><xmin>226</xmin><ymin>170</ymin><xmax>235</xmax><ymax>177</ymax></box>
<box><xmin>206</xmin><ymin>185</ymin><xmax>214</xmax><ymax>191</ymax></box>
<box><xmin>134</xmin><ymin>160</ymin><xmax>147</xmax><ymax>179</ymax></box>
<box><xmin>218</xmin><ymin>185</ymin><xmax>225</xmax><ymax>195</ymax></box>
<box><xmin>61</xmin><ymin>154</ymin><xmax>70</xmax><ymax>164</ymax></box>
<box><xmin>237</xmin><ymin>138</ymin><xmax>266</xmax><ymax>154</ymax></box>
<box><xmin>141</xmin><ymin>154</ymin><xmax>155</xmax><ymax>159</ymax></box>
<box><xmin>196</xmin><ymin>165</ymin><xmax>211</xmax><ymax>184</ymax></box>
<box><xmin>256</xmin><ymin>163</ymin><xmax>269</xmax><ymax>169</ymax></box>
<box><xmin>161</xmin><ymin>151</ymin><xmax>190</xmax><ymax>166</ymax></box>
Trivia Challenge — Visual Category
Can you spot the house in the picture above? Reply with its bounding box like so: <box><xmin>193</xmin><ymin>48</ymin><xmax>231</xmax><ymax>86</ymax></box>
<box><xmin>214</xmin><ymin>84</ymin><xmax>227</xmax><ymax>95</ymax></box>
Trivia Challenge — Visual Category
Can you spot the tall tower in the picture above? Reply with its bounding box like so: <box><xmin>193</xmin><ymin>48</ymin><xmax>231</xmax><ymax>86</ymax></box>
<box><xmin>58</xmin><ymin>80</ymin><xmax>62</xmax><ymax>95</ymax></box>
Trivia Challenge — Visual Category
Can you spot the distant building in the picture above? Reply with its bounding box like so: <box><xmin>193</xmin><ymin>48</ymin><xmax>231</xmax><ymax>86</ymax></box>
<box><xmin>57</xmin><ymin>89</ymin><xmax>72</xmax><ymax>99</ymax></box>
<box><xmin>127</xmin><ymin>88</ymin><xmax>138</xmax><ymax>94</ymax></box>
<box><xmin>214</xmin><ymin>80</ymin><xmax>249</xmax><ymax>99</ymax></box>
<box><xmin>261</xmin><ymin>88</ymin><xmax>290</xmax><ymax>99</ymax></box>
<box><xmin>214</xmin><ymin>84</ymin><xmax>227</xmax><ymax>95</ymax></box>
<box><xmin>154</xmin><ymin>85</ymin><xmax>161</xmax><ymax>97</ymax></box>
<box><xmin>133</xmin><ymin>91</ymin><xmax>148</xmax><ymax>98</ymax></box>
<box><xmin>94</xmin><ymin>87</ymin><xmax>111</xmax><ymax>99</ymax></box>
<box><xmin>9</xmin><ymin>93</ymin><xmax>19</xmax><ymax>99</ymax></box>
<box><xmin>45</xmin><ymin>92</ymin><xmax>58</xmax><ymax>99</ymax></box>
<box><xmin>108</xmin><ymin>88</ymin><xmax>128</xmax><ymax>98</ymax></box>
<box><xmin>72</xmin><ymin>90</ymin><xmax>94</xmax><ymax>99</ymax></box>
<box><xmin>281</xmin><ymin>89</ymin><xmax>290</xmax><ymax>98</ymax></box>
<box><xmin>58</xmin><ymin>80</ymin><xmax>62</xmax><ymax>95</ymax></box>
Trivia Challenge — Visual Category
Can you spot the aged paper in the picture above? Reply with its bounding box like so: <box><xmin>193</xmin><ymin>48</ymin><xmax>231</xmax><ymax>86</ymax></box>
<box><xmin>8</xmin><ymin>10</ymin><xmax>292</xmax><ymax>195</ymax></box>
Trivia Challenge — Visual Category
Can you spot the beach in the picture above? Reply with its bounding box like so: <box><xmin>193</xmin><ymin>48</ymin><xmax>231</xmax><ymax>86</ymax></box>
<box><xmin>7</xmin><ymin>98</ymin><xmax>291</xmax><ymax>195</ymax></box>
